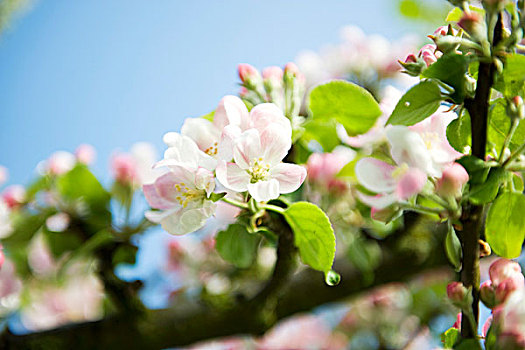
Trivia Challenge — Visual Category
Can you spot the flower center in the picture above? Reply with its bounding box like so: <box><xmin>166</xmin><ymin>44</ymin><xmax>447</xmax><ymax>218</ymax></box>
<box><xmin>391</xmin><ymin>163</ymin><xmax>410</xmax><ymax>180</ymax></box>
<box><xmin>173</xmin><ymin>182</ymin><xmax>205</xmax><ymax>208</ymax></box>
<box><xmin>248</xmin><ymin>158</ymin><xmax>270</xmax><ymax>183</ymax></box>
<box><xmin>421</xmin><ymin>131</ymin><xmax>440</xmax><ymax>151</ymax></box>
<box><xmin>204</xmin><ymin>142</ymin><xmax>219</xmax><ymax>156</ymax></box>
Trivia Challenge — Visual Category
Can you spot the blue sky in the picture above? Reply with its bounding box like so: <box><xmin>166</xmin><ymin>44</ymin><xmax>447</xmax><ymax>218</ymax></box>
<box><xmin>0</xmin><ymin>0</ymin><xmax>426</xmax><ymax>186</ymax></box>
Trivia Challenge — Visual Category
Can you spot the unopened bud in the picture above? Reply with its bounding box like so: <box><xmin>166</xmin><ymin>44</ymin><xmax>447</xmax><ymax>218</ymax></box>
<box><xmin>480</xmin><ymin>280</ymin><xmax>496</xmax><ymax>308</ymax></box>
<box><xmin>1</xmin><ymin>185</ymin><xmax>26</xmax><ymax>209</ymax></box>
<box><xmin>75</xmin><ymin>144</ymin><xmax>97</xmax><ymax>165</ymax></box>
<box><xmin>283</xmin><ymin>62</ymin><xmax>304</xmax><ymax>83</ymax></box>
<box><xmin>262</xmin><ymin>66</ymin><xmax>283</xmax><ymax>84</ymax></box>
<box><xmin>447</xmin><ymin>282</ymin><xmax>470</xmax><ymax>307</ymax></box>
<box><xmin>436</xmin><ymin>163</ymin><xmax>469</xmax><ymax>198</ymax></box>
<box><xmin>399</xmin><ymin>54</ymin><xmax>425</xmax><ymax>76</ymax></box>
<box><xmin>495</xmin><ymin>277</ymin><xmax>523</xmax><ymax>304</ymax></box>
<box><xmin>508</xmin><ymin>96</ymin><xmax>525</xmax><ymax>120</ymax></box>
<box><xmin>419</xmin><ymin>44</ymin><xmax>440</xmax><ymax>66</ymax></box>
<box><xmin>489</xmin><ymin>258</ymin><xmax>524</xmax><ymax>286</ymax></box>
<box><xmin>238</xmin><ymin>63</ymin><xmax>261</xmax><ymax>87</ymax></box>
<box><xmin>458</xmin><ymin>12</ymin><xmax>486</xmax><ymax>42</ymax></box>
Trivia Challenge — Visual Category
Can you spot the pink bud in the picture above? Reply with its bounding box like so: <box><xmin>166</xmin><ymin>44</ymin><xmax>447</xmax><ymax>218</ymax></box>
<box><xmin>2</xmin><ymin>185</ymin><xmax>26</xmax><ymax>209</ymax></box>
<box><xmin>306</xmin><ymin>152</ymin><xmax>352</xmax><ymax>184</ymax></box>
<box><xmin>489</xmin><ymin>258</ymin><xmax>524</xmax><ymax>287</ymax></box>
<box><xmin>457</xmin><ymin>12</ymin><xmax>483</xmax><ymax>36</ymax></box>
<box><xmin>111</xmin><ymin>153</ymin><xmax>138</xmax><ymax>185</ymax></box>
<box><xmin>480</xmin><ymin>280</ymin><xmax>496</xmax><ymax>308</ymax></box>
<box><xmin>75</xmin><ymin>144</ymin><xmax>97</xmax><ymax>165</ymax></box>
<box><xmin>262</xmin><ymin>66</ymin><xmax>283</xmax><ymax>82</ymax></box>
<box><xmin>168</xmin><ymin>240</ymin><xmax>185</xmax><ymax>267</ymax></box>
<box><xmin>238</xmin><ymin>63</ymin><xmax>261</xmax><ymax>84</ymax></box>
<box><xmin>47</xmin><ymin>151</ymin><xmax>76</xmax><ymax>175</ymax></box>
<box><xmin>436</xmin><ymin>163</ymin><xmax>469</xmax><ymax>197</ymax></box>
<box><xmin>447</xmin><ymin>282</ymin><xmax>468</xmax><ymax>305</ymax></box>
<box><xmin>433</xmin><ymin>26</ymin><xmax>448</xmax><ymax>37</ymax></box>
<box><xmin>495</xmin><ymin>277</ymin><xmax>523</xmax><ymax>304</ymax></box>
<box><xmin>404</xmin><ymin>53</ymin><xmax>418</xmax><ymax>64</ymax></box>
<box><xmin>0</xmin><ymin>166</ymin><xmax>8</xmax><ymax>187</ymax></box>
<box><xmin>418</xmin><ymin>44</ymin><xmax>439</xmax><ymax>67</ymax></box>
<box><xmin>284</xmin><ymin>62</ymin><xmax>305</xmax><ymax>83</ymax></box>
<box><xmin>239</xmin><ymin>86</ymin><xmax>249</xmax><ymax>97</ymax></box>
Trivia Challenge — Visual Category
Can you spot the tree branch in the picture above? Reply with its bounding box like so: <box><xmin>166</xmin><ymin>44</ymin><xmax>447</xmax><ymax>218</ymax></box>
<box><xmin>0</xmin><ymin>226</ymin><xmax>449</xmax><ymax>349</ymax></box>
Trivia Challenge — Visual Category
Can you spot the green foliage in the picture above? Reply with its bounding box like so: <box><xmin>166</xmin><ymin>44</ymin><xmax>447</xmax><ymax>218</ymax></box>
<box><xmin>308</xmin><ymin>80</ymin><xmax>381</xmax><ymax>136</ymax></box>
<box><xmin>386</xmin><ymin>80</ymin><xmax>443</xmax><ymax>126</ymax></box>
<box><xmin>494</xmin><ymin>54</ymin><xmax>525</xmax><ymax>97</ymax></box>
<box><xmin>398</xmin><ymin>0</ymin><xmax>451</xmax><ymax>26</ymax></box>
<box><xmin>422</xmin><ymin>53</ymin><xmax>470</xmax><ymax>103</ymax></box>
<box><xmin>43</xmin><ymin>229</ymin><xmax>83</xmax><ymax>259</ymax></box>
<box><xmin>302</xmin><ymin>119</ymin><xmax>340</xmax><ymax>152</ymax></box>
<box><xmin>57</xmin><ymin>165</ymin><xmax>110</xmax><ymax>208</ymax></box>
<box><xmin>113</xmin><ymin>243</ymin><xmax>138</xmax><ymax>266</ymax></box>
<box><xmin>447</xmin><ymin>109</ymin><xmax>471</xmax><ymax>153</ymax></box>
<box><xmin>346</xmin><ymin>235</ymin><xmax>381</xmax><ymax>284</ymax></box>
<box><xmin>441</xmin><ymin>327</ymin><xmax>459</xmax><ymax>349</ymax></box>
<box><xmin>488</xmin><ymin>99</ymin><xmax>525</xmax><ymax>152</ymax></box>
<box><xmin>215</xmin><ymin>224</ymin><xmax>260</xmax><ymax>268</ymax></box>
<box><xmin>284</xmin><ymin>202</ymin><xmax>336</xmax><ymax>276</ymax></box>
<box><xmin>468</xmin><ymin>167</ymin><xmax>506</xmax><ymax>205</ymax></box>
<box><xmin>445</xmin><ymin>6</ymin><xmax>485</xmax><ymax>22</ymax></box>
<box><xmin>445</xmin><ymin>224</ymin><xmax>462</xmax><ymax>271</ymax></box>
<box><xmin>485</xmin><ymin>192</ymin><xmax>525</xmax><ymax>258</ymax></box>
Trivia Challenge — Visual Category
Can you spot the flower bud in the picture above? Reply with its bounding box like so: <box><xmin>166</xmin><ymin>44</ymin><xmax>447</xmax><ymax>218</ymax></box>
<box><xmin>75</xmin><ymin>144</ymin><xmax>97</xmax><ymax>165</ymax></box>
<box><xmin>495</xmin><ymin>277</ymin><xmax>523</xmax><ymax>304</ymax></box>
<box><xmin>447</xmin><ymin>281</ymin><xmax>470</xmax><ymax>307</ymax></box>
<box><xmin>489</xmin><ymin>259</ymin><xmax>524</xmax><ymax>287</ymax></box>
<box><xmin>1</xmin><ymin>185</ymin><xmax>26</xmax><ymax>209</ymax></box>
<box><xmin>418</xmin><ymin>44</ymin><xmax>440</xmax><ymax>67</ymax></box>
<box><xmin>262</xmin><ymin>66</ymin><xmax>283</xmax><ymax>85</ymax></box>
<box><xmin>45</xmin><ymin>212</ymin><xmax>70</xmax><ymax>232</ymax></box>
<box><xmin>480</xmin><ymin>280</ymin><xmax>496</xmax><ymax>308</ymax></box>
<box><xmin>433</xmin><ymin>35</ymin><xmax>462</xmax><ymax>54</ymax></box>
<box><xmin>238</xmin><ymin>63</ymin><xmax>261</xmax><ymax>87</ymax></box>
<box><xmin>46</xmin><ymin>151</ymin><xmax>76</xmax><ymax>175</ymax></box>
<box><xmin>508</xmin><ymin>96</ymin><xmax>525</xmax><ymax>120</ymax></box>
<box><xmin>436</xmin><ymin>163</ymin><xmax>469</xmax><ymax>198</ymax></box>
<box><xmin>457</xmin><ymin>12</ymin><xmax>486</xmax><ymax>42</ymax></box>
<box><xmin>283</xmin><ymin>62</ymin><xmax>305</xmax><ymax>84</ymax></box>
<box><xmin>111</xmin><ymin>153</ymin><xmax>138</xmax><ymax>185</ymax></box>
<box><xmin>452</xmin><ymin>312</ymin><xmax>462</xmax><ymax>330</ymax></box>
<box><xmin>399</xmin><ymin>54</ymin><xmax>425</xmax><ymax>76</ymax></box>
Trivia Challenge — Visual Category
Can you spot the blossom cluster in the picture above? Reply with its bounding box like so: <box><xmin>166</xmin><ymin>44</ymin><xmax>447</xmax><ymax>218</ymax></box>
<box><xmin>143</xmin><ymin>94</ymin><xmax>306</xmax><ymax>235</ymax></box>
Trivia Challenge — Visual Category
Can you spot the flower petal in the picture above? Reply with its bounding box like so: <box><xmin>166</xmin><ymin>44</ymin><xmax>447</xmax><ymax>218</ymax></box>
<box><xmin>395</xmin><ymin>168</ymin><xmax>427</xmax><ymax>200</ymax></box>
<box><xmin>357</xmin><ymin>192</ymin><xmax>398</xmax><ymax>210</ymax></box>
<box><xmin>214</xmin><ymin>95</ymin><xmax>250</xmax><ymax>130</ymax></box>
<box><xmin>355</xmin><ymin>158</ymin><xmax>397</xmax><ymax>193</ymax></box>
<box><xmin>270</xmin><ymin>163</ymin><xmax>306</xmax><ymax>193</ymax></box>
<box><xmin>249</xmin><ymin>103</ymin><xmax>292</xmax><ymax>137</ymax></box>
<box><xmin>216</xmin><ymin>161</ymin><xmax>250</xmax><ymax>192</ymax></box>
<box><xmin>247</xmin><ymin>179</ymin><xmax>280</xmax><ymax>202</ymax></box>
<box><xmin>260</xmin><ymin>124</ymin><xmax>291</xmax><ymax>166</ymax></box>
<box><xmin>218</xmin><ymin>125</ymin><xmax>242</xmax><ymax>161</ymax></box>
<box><xmin>143</xmin><ymin>183</ymin><xmax>173</xmax><ymax>210</ymax></box>
<box><xmin>181</xmin><ymin>118</ymin><xmax>221</xmax><ymax>153</ymax></box>
<box><xmin>233</xmin><ymin>129</ymin><xmax>262</xmax><ymax>169</ymax></box>
<box><xmin>194</xmin><ymin>168</ymin><xmax>215</xmax><ymax>196</ymax></box>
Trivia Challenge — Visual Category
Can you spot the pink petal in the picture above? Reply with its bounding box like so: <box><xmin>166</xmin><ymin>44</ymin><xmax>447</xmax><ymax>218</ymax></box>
<box><xmin>260</xmin><ymin>124</ymin><xmax>291</xmax><ymax>166</ymax></box>
<box><xmin>271</xmin><ymin>163</ymin><xmax>306</xmax><ymax>193</ymax></box>
<box><xmin>233</xmin><ymin>129</ymin><xmax>262</xmax><ymax>169</ymax></box>
<box><xmin>395</xmin><ymin>168</ymin><xmax>427</xmax><ymax>200</ymax></box>
<box><xmin>355</xmin><ymin>158</ymin><xmax>397</xmax><ymax>193</ymax></box>
<box><xmin>143</xmin><ymin>184</ymin><xmax>173</xmax><ymax>210</ymax></box>
<box><xmin>216</xmin><ymin>161</ymin><xmax>250</xmax><ymax>192</ymax></box>
<box><xmin>247</xmin><ymin>179</ymin><xmax>280</xmax><ymax>202</ymax></box>
<box><xmin>214</xmin><ymin>95</ymin><xmax>250</xmax><ymax>130</ymax></box>
<box><xmin>249</xmin><ymin>103</ymin><xmax>292</xmax><ymax>137</ymax></box>
<box><xmin>357</xmin><ymin>192</ymin><xmax>398</xmax><ymax>210</ymax></box>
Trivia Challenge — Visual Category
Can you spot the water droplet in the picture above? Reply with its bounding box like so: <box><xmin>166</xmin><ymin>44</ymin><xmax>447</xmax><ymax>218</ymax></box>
<box><xmin>325</xmin><ymin>270</ymin><xmax>341</xmax><ymax>286</ymax></box>
<box><xmin>404</xmin><ymin>101</ymin><xmax>411</xmax><ymax>107</ymax></box>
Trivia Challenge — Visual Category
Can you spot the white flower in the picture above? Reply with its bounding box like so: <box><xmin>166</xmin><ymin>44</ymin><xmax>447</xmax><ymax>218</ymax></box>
<box><xmin>216</xmin><ymin>125</ymin><xmax>306</xmax><ymax>202</ymax></box>
<box><xmin>143</xmin><ymin>165</ymin><xmax>216</xmax><ymax>235</ymax></box>
<box><xmin>0</xmin><ymin>202</ymin><xmax>12</xmax><ymax>239</ymax></box>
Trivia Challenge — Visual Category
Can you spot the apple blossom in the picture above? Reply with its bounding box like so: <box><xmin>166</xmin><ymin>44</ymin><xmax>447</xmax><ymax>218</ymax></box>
<box><xmin>238</xmin><ymin>63</ymin><xmax>261</xmax><ymax>87</ymax></box>
<box><xmin>75</xmin><ymin>144</ymin><xmax>96</xmax><ymax>165</ymax></box>
<box><xmin>435</xmin><ymin>163</ymin><xmax>469</xmax><ymax>198</ymax></box>
<box><xmin>307</xmin><ymin>146</ymin><xmax>355</xmax><ymax>191</ymax></box>
<box><xmin>111</xmin><ymin>142</ymin><xmax>159</xmax><ymax>186</ymax></box>
<box><xmin>481</xmin><ymin>280</ymin><xmax>497</xmax><ymax>308</ymax></box>
<box><xmin>489</xmin><ymin>259</ymin><xmax>524</xmax><ymax>287</ymax></box>
<box><xmin>143</xmin><ymin>165</ymin><xmax>216</xmax><ymax>235</ymax></box>
<box><xmin>216</xmin><ymin>126</ymin><xmax>306</xmax><ymax>202</ymax></box>
<box><xmin>262</xmin><ymin>66</ymin><xmax>284</xmax><ymax>86</ymax></box>
<box><xmin>1</xmin><ymin>185</ymin><xmax>26</xmax><ymax>209</ymax></box>
<box><xmin>418</xmin><ymin>44</ymin><xmax>440</xmax><ymax>67</ymax></box>
<box><xmin>447</xmin><ymin>281</ymin><xmax>469</xmax><ymax>307</ymax></box>
<box><xmin>40</xmin><ymin>151</ymin><xmax>76</xmax><ymax>175</ymax></box>
<box><xmin>45</xmin><ymin>212</ymin><xmax>70</xmax><ymax>232</ymax></box>
<box><xmin>0</xmin><ymin>166</ymin><xmax>8</xmax><ymax>187</ymax></box>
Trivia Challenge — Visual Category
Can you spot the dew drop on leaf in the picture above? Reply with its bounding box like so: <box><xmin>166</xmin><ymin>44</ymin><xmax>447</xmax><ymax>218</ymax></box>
<box><xmin>325</xmin><ymin>270</ymin><xmax>341</xmax><ymax>286</ymax></box>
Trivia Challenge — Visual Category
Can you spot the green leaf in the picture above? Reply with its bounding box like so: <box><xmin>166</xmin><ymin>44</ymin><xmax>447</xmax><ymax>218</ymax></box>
<box><xmin>215</xmin><ymin>224</ymin><xmax>260</xmax><ymax>268</ymax></box>
<box><xmin>488</xmin><ymin>99</ymin><xmax>525</xmax><ymax>153</ymax></box>
<box><xmin>447</xmin><ymin>109</ymin><xmax>471</xmax><ymax>153</ymax></box>
<box><xmin>386</xmin><ymin>80</ymin><xmax>443</xmax><ymax>126</ymax></box>
<box><xmin>422</xmin><ymin>53</ymin><xmax>470</xmax><ymax>103</ymax></box>
<box><xmin>201</xmin><ymin>110</ymin><xmax>215</xmax><ymax>122</ymax></box>
<box><xmin>308</xmin><ymin>80</ymin><xmax>381</xmax><ymax>136</ymax></box>
<box><xmin>445</xmin><ymin>6</ymin><xmax>485</xmax><ymax>22</ymax></box>
<box><xmin>485</xmin><ymin>192</ymin><xmax>525</xmax><ymax>258</ymax></box>
<box><xmin>43</xmin><ymin>229</ymin><xmax>83</xmax><ymax>259</ymax></box>
<box><xmin>302</xmin><ymin>119</ymin><xmax>340</xmax><ymax>152</ymax></box>
<box><xmin>113</xmin><ymin>244</ymin><xmax>138</xmax><ymax>266</ymax></box>
<box><xmin>495</xmin><ymin>54</ymin><xmax>525</xmax><ymax>97</ymax></box>
<box><xmin>468</xmin><ymin>167</ymin><xmax>506</xmax><ymax>205</ymax></box>
<box><xmin>284</xmin><ymin>202</ymin><xmax>336</xmax><ymax>275</ymax></box>
<box><xmin>441</xmin><ymin>327</ymin><xmax>459</xmax><ymax>349</ymax></box>
<box><xmin>456</xmin><ymin>155</ymin><xmax>492</xmax><ymax>185</ymax></box>
<box><xmin>445</xmin><ymin>224</ymin><xmax>462</xmax><ymax>271</ymax></box>
<box><xmin>57</xmin><ymin>165</ymin><xmax>110</xmax><ymax>207</ymax></box>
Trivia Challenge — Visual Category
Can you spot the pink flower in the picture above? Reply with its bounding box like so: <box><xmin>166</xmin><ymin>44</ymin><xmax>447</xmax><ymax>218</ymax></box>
<box><xmin>447</xmin><ymin>281</ymin><xmax>469</xmax><ymax>306</ymax></box>
<box><xmin>1</xmin><ymin>185</ymin><xmax>26</xmax><ymax>209</ymax></box>
<box><xmin>75</xmin><ymin>144</ymin><xmax>96</xmax><ymax>165</ymax></box>
<box><xmin>489</xmin><ymin>259</ymin><xmax>524</xmax><ymax>287</ymax></box>
<box><xmin>111</xmin><ymin>153</ymin><xmax>138</xmax><ymax>184</ymax></box>
<box><xmin>238</xmin><ymin>63</ymin><xmax>261</xmax><ymax>85</ymax></box>
<box><xmin>44</xmin><ymin>151</ymin><xmax>76</xmax><ymax>175</ymax></box>
<box><xmin>436</xmin><ymin>163</ymin><xmax>469</xmax><ymax>198</ymax></box>
<box><xmin>404</xmin><ymin>53</ymin><xmax>418</xmax><ymax>63</ymax></box>
<box><xmin>144</xmin><ymin>165</ymin><xmax>216</xmax><ymax>235</ymax></box>
<box><xmin>418</xmin><ymin>44</ymin><xmax>440</xmax><ymax>67</ymax></box>
<box><xmin>284</xmin><ymin>62</ymin><xmax>305</xmax><ymax>84</ymax></box>
<box><xmin>306</xmin><ymin>147</ymin><xmax>355</xmax><ymax>185</ymax></box>
<box><xmin>216</xmin><ymin>126</ymin><xmax>306</xmax><ymax>202</ymax></box>
<box><xmin>452</xmin><ymin>312</ymin><xmax>462</xmax><ymax>330</ymax></box>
